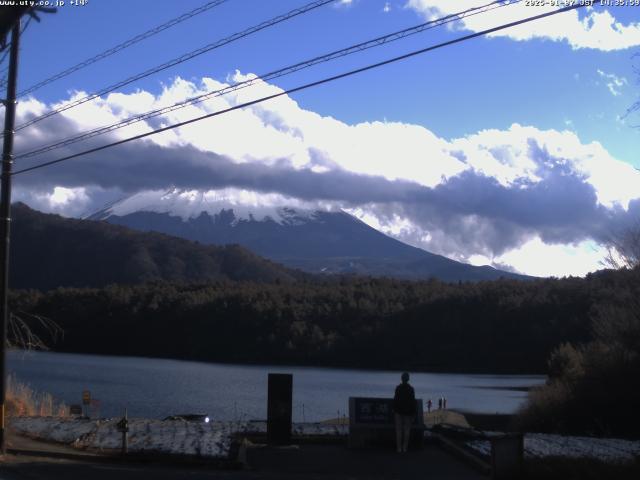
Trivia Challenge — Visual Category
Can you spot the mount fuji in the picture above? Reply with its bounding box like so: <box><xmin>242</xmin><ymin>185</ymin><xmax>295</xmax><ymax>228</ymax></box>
<box><xmin>89</xmin><ymin>189</ymin><xmax>528</xmax><ymax>282</ymax></box>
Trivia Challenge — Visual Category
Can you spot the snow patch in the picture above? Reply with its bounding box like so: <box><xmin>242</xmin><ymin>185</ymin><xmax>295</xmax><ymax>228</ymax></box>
<box><xmin>100</xmin><ymin>188</ymin><xmax>329</xmax><ymax>225</ymax></box>
<box><xmin>466</xmin><ymin>433</ymin><xmax>640</xmax><ymax>464</ymax></box>
<box><xmin>9</xmin><ymin>417</ymin><xmax>347</xmax><ymax>459</ymax></box>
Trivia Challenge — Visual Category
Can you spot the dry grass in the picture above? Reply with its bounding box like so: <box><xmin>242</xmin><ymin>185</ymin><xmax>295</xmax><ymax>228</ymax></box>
<box><xmin>5</xmin><ymin>375</ymin><xmax>68</xmax><ymax>417</ymax></box>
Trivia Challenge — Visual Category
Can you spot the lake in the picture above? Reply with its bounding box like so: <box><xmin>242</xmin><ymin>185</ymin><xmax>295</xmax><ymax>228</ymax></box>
<box><xmin>7</xmin><ymin>350</ymin><xmax>545</xmax><ymax>421</ymax></box>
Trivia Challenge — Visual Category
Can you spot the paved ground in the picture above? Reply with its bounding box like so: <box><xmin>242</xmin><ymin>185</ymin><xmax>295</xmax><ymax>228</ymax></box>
<box><xmin>0</xmin><ymin>428</ymin><xmax>487</xmax><ymax>480</ymax></box>
<box><xmin>1</xmin><ymin>456</ymin><xmax>267</xmax><ymax>480</ymax></box>
<box><xmin>2</xmin><ymin>409</ymin><xmax>490</xmax><ymax>480</ymax></box>
<box><xmin>6</xmin><ymin>430</ymin><xmax>106</xmax><ymax>459</ymax></box>
<box><xmin>0</xmin><ymin>443</ymin><xmax>486</xmax><ymax>480</ymax></box>
<box><xmin>246</xmin><ymin>443</ymin><xmax>485</xmax><ymax>480</ymax></box>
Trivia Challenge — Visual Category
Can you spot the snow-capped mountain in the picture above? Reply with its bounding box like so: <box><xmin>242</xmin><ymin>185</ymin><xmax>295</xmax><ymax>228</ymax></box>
<box><xmin>96</xmin><ymin>189</ymin><xmax>322</xmax><ymax>226</ymax></box>
<box><xmin>89</xmin><ymin>188</ymin><xmax>528</xmax><ymax>282</ymax></box>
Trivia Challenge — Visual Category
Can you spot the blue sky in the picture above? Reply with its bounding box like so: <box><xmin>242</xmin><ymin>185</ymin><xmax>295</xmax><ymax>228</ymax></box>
<box><xmin>7</xmin><ymin>0</ymin><xmax>640</xmax><ymax>276</ymax></box>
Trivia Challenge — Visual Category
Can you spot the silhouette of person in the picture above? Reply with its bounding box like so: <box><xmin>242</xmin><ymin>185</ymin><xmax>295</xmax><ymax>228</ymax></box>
<box><xmin>427</xmin><ymin>398</ymin><xmax>432</xmax><ymax>413</ymax></box>
<box><xmin>438</xmin><ymin>397</ymin><xmax>443</xmax><ymax>410</ymax></box>
<box><xmin>393</xmin><ymin>372</ymin><xmax>416</xmax><ymax>453</ymax></box>
<box><xmin>443</xmin><ymin>397</ymin><xmax>447</xmax><ymax>410</ymax></box>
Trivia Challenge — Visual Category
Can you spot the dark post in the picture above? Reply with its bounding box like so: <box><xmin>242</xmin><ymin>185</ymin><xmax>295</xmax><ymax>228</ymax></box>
<box><xmin>122</xmin><ymin>408</ymin><xmax>128</xmax><ymax>455</ymax></box>
<box><xmin>0</xmin><ymin>19</ymin><xmax>21</xmax><ymax>455</ymax></box>
<box><xmin>267</xmin><ymin>373</ymin><xmax>292</xmax><ymax>445</ymax></box>
<box><xmin>117</xmin><ymin>408</ymin><xmax>129</xmax><ymax>455</ymax></box>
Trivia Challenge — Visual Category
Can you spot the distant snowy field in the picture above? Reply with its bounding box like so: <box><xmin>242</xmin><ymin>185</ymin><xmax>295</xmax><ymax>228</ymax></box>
<box><xmin>9</xmin><ymin>417</ymin><xmax>347</xmax><ymax>459</ymax></box>
<box><xmin>467</xmin><ymin>433</ymin><xmax>640</xmax><ymax>464</ymax></box>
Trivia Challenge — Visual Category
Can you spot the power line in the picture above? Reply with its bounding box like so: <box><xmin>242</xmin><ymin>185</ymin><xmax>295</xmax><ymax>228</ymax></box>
<box><xmin>16</xmin><ymin>0</ymin><xmax>231</xmax><ymax>99</ymax></box>
<box><xmin>17</xmin><ymin>0</ymin><xmax>514</xmax><ymax>159</ymax></box>
<box><xmin>16</xmin><ymin>0</ymin><xmax>520</xmax><ymax>161</ymax></box>
<box><xmin>0</xmin><ymin>66</ymin><xmax>8</xmax><ymax>90</ymax></box>
<box><xmin>11</xmin><ymin>0</ymin><xmax>338</xmax><ymax>134</ymax></box>
<box><xmin>0</xmin><ymin>17</ymin><xmax>31</xmax><ymax>90</ymax></box>
<box><xmin>12</xmin><ymin>3</ymin><xmax>587</xmax><ymax>177</ymax></box>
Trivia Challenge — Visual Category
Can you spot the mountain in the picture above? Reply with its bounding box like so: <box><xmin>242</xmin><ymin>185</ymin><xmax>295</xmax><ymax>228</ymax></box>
<box><xmin>10</xmin><ymin>203</ymin><xmax>300</xmax><ymax>290</ymax></box>
<box><xmin>89</xmin><ymin>189</ymin><xmax>529</xmax><ymax>282</ymax></box>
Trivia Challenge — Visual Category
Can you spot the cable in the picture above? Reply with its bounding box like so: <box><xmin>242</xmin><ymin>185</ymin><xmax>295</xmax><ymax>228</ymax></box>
<box><xmin>12</xmin><ymin>3</ymin><xmax>586</xmax><ymax>177</ymax></box>
<box><xmin>17</xmin><ymin>0</ymin><xmax>231</xmax><ymax>99</ymax></box>
<box><xmin>16</xmin><ymin>0</ymin><xmax>520</xmax><ymax>161</ymax></box>
<box><xmin>11</xmin><ymin>0</ymin><xmax>338</xmax><ymax>134</ymax></box>
<box><xmin>0</xmin><ymin>66</ymin><xmax>8</xmax><ymax>90</ymax></box>
<box><xmin>17</xmin><ymin>0</ymin><xmax>514</xmax><ymax>159</ymax></box>
<box><xmin>0</xmin><ymin>17</ymin><xmax>31</xmax><ymax>91</ymax></box>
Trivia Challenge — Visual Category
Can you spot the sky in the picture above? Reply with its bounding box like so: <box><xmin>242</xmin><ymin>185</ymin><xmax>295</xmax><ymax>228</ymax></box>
<box><xmin>3</xmin><ymin>0</ymin><xmax>640</xmax><ymax>277</ymax></box>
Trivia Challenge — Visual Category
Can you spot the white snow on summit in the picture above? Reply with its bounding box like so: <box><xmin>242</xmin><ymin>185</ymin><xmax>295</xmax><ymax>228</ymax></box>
<box><xmin>102</xmin><ymin>188</ymin><xmax>332</xmax><ymax>225</ymax></box>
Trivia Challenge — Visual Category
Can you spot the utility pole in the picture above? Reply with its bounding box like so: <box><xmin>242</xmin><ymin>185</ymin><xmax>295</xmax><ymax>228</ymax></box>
<box><xmin>0</xmin><ymin>18</ymin><xmax>20</xmax><ymax>454</ymax></box>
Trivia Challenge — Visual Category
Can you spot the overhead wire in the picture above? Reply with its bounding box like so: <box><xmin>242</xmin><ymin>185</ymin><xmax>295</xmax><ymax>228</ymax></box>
<box><xmin>12</xmin><ymin>3</ymin><xmax>587</xmax><ymax>177</ymax></box>
<box><xmin>10</xmin><ymin>0</ymin><xmax>338</xmax><ymax>134</ymax></box>
<box><xmin>0</xmin><ymin>17</ymin><xmax>32</xmax><ymax>91</ymax></box>
<box><xmin>16</xmin><ymin>0</ymin><xmax>231</xmax><ymax>99</ymax></box>
<box><xmin>16</xmin><ymin>0</ymin><xmax>521</xmax><ymax>161</ymax></box>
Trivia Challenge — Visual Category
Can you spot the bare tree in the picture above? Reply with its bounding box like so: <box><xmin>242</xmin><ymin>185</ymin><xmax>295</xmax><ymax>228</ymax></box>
<box><xmin>7</xmin><ymin>311</ymin><xmax>61</xmax><ymax>350</ymax></box>
<box><xmin>623</xmin><ymin>52</ymin><xmax>640</xmax><ymax>124</ymax></box>
<box><xmin>603</xmin><ymin>223</ymin><xmax>640</xmax><ymax>270</ymax></box>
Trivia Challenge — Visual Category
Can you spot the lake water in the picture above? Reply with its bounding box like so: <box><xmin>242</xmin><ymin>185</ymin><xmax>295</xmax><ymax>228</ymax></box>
<box><xmin>7</xmin><ymin>350</ymin><xmax>545</xmax><ymax>421</ymax></box>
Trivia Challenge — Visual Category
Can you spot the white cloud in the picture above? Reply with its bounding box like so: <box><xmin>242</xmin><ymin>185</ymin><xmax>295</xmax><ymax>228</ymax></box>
<box><xmin>597</xmin><ymin>68</ymin><xmax>628</xmax><ymax>96</ymax></box>
<box><xmin>494</xmin><ymin>237</ymin><xmax>604</xmax><ymax>277</ymax></box>
<box><xmin>383</xmin><ymin>2</ymin><xmax>391</xmax><ymax>13</ymax></box>
<box><xmin>12</xmin><ymin>75</ymin><xmax>640</xmax><ymax>277</ymax></box>
<box><xmin>405</xmin><ymin>1</ymin><xmax>640</xmax><ymax>51</ymax></box>
<box><xmin>450</xmin><ymin>124</ymin><xmax>640</xmax><ymax>210</ymax></box>
<box><xmin>15</xmin><ymin>186</ymin><xmax>91</xmax><ymax>217</ymax></box>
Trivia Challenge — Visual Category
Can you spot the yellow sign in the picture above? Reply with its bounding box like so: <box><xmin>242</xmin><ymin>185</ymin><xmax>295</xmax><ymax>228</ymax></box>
<box><xmin>82</xmin><ymin>390</ymin><xmax>91</xmax><ymax>405</ymax></box>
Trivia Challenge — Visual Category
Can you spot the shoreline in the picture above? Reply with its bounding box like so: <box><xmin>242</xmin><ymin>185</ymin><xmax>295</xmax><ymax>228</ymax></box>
<box><xmin>8</xmin><ymin>348</ymin><xmax>548</xmax><ymax>377</ymax></box>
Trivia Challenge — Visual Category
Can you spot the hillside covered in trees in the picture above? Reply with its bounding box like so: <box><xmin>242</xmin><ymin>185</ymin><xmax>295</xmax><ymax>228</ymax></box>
<box><xmin>11</xmin><ymin>203</ymin><xmax>302</xmax><ymax>289</ymax></box>
<box><xmin>517</xmin><ymin>258</ymin><xmax>640</xmax><ymax>438</ymax></box>
<box><xmin>10</xmin><ymin>267</ymin><xmax>635</xmax><ymax>374</ymax></box>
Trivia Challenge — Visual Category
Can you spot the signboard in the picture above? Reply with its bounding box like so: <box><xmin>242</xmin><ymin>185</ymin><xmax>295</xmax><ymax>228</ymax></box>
<box><xmin>82</xmin><ymin>390</ymin><xmax>91</xmax><ymax>405</ymax></box>
<box><xmin>348</xmin><ymin>397</ymin><xmax>424</xmax><ymax>449</ymax></box>
<box><xmin>353</xmin><ymin>398</ymin><xmax>393</xmax><ymax>424</ymax></box>
<box><xmin>350</xmin><ymin>397</ymin><xmax>423</xmax><ymax>426</ymax></box>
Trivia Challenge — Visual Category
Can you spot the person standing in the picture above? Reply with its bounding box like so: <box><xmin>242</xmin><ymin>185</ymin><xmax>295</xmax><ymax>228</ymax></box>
<box><xmin>393</xmin><ymin>372</ymin><xmax>416</xmax><ymax>453</ymax></box>
<box><xmin>427</xmin><ymin>398</ymin><xmax>432</xmax><ymax>413</ymax></box>
<box><xmin>438</xmin><ymin>397</ymin><xmax>443</xmax><ymax>410</ymax></box>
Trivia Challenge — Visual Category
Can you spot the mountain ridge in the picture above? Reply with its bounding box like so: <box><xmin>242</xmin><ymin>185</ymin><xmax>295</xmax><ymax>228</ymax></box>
<box><xmin>11</xmin><ymin>202</ymin><xmax>302</xmax><ymax>290</ymax></box>
<box><xmin>90</xmin><ymin>189</ymin><xmax>531</xmax><ymax>282</ymax></box>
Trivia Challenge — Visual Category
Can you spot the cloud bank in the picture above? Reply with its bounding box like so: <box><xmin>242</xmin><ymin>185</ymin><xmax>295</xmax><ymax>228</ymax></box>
<box><xmin>10</xmin><ymin>73</ymin><xmax>640</xmax><ymax>276</ymax></box>
<box><xmin>405</xmin><ymin>1</ymin><xmax>640</xmax><ymax>51</ymax></box>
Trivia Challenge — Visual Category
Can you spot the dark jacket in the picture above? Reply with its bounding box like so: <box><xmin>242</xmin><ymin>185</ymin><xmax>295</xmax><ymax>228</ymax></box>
<box><xmin>393</xmin><ymin>383</ymin><xmax>416</xmax><ymax>416</ymax></box>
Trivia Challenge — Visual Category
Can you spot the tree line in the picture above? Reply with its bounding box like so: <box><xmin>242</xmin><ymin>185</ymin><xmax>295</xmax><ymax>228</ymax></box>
<box><xmin>9</xmin><ymin>267</ymin><xmax>633</xmax><ymax>374</ymax></box>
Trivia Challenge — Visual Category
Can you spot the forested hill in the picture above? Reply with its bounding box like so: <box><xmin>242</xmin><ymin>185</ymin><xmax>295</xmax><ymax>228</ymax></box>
<box><xmin>10</xmin><ymin>267</ymin><xmax>637</xmax><ymax>374</ymax></box>
<box><xmin>10</xmin><ymin>203</ymin><xmax>302</xmax><ymax>290</ymax></box>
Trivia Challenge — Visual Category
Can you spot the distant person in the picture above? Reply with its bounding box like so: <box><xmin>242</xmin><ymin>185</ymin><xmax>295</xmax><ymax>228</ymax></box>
<box><xmin>438</xmin><ymin>397</ymin><xmax>443</xmax><ymax>410</ymax></box>
<box><xmin>443</xmin><ymin>397</ymin><xmax>447</xmax><ymax>410</ymax></box>
<box><xmin>393</xmin><ymin>372</ymin><xmax>416</xmax><ymax>453</ymax></box>
<box><xmin>427</xmin><ymin>398</ymin><xmax>432</xmax><ymax>413</ymax></box>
